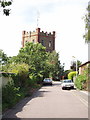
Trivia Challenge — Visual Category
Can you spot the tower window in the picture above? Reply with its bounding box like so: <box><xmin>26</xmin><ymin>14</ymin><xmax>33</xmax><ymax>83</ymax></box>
<box><xmin>32</xmin><ymin>39</ymin><xmax>35</xmax><ymax>43</ymax></box>
<box><xmin>49</xmin><ymin>41</ymin><xmax>51</xmax><ymax>47</ymax></box>
<box><xmin>41</xmin><ymin>40</ymin><xmax>44</xmax><ymax>46</ymax></box>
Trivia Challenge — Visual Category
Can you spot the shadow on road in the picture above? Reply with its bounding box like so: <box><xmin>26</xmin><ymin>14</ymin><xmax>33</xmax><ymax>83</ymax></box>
<box><xmin>62</xmin><ymin>88</ymin><xmax>76</xmax><ymax>91</ymax></box>
<box><xmin>2</xmin><ymin>88</ymin><xmax>51</xmax><ymax>119</ymax></box>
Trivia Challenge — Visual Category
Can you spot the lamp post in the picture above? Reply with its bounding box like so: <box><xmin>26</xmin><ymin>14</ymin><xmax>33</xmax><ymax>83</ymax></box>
<box><xmin>72</xmin><ymin>56</ymin><xmax>77</xmax><ymax>78</ymax></box>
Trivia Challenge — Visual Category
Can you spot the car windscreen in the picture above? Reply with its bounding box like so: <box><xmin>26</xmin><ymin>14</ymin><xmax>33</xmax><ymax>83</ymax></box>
<box><xmin>63</xmin><ymin>80</ymin><xmax>72</xmax><ymax>83</ymax></box>
<box><xmin>44</xmin><ymin>79</ymin><xmax>52</xmax><ymax>81</ymax></box>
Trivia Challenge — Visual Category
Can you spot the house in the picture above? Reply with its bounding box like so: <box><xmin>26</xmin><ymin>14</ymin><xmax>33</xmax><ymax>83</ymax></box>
<box><xmin>79</xmin><ymin>61</ymin><xmax>90</xmax><ymax>75</ymax></box>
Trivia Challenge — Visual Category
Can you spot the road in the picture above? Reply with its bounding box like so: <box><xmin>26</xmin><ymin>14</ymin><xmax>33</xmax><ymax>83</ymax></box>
<box><xmin>3</xmin><ymin>81</ymin><xmax>88</xmax><ymax>118</ymax></box>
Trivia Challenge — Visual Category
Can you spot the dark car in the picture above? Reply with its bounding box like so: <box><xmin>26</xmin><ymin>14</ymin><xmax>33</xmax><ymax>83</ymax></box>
<box><xmin>43</xmin><ymin>78</ymin><xmax>53</xmax><ymax>85</ymax></box>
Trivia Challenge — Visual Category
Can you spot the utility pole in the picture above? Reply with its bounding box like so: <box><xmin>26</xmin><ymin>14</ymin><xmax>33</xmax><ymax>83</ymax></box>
<box><xmin>72</xmin><ymin>56</ymin><xmax>77</xmax><ymax>78</ymax></box>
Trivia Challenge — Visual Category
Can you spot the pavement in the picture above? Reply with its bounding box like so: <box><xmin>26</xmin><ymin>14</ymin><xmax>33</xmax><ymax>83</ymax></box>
<box><xmin>79</xmin><ymin>90</ymin><xmax>89</xmax><ymax>95</ymax></box>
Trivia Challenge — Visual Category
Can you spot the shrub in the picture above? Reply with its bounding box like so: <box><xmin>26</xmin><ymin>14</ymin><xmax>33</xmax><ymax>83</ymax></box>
<box><xmin>2</xmin><ymin>81</ymin><xmax>24</xmax><ymax>111</ymax></box>
<box><xmin>75</xmin><ymin>75</ymin><xmax>84</xmax><ymax>90</ymax></box>
<box><xmin>7</xmin><ymin>63</ymin><xmax>29</xmax><ymax>87</ymax></box>
<box><xmin>75</xmin><ymin>69</ymin><xmax>88</xmax><ymax>90</ymax></box>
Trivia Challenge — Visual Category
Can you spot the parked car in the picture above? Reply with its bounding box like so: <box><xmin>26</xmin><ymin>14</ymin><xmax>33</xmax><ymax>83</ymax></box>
<box><xmin>61</xmin><ymin>79</ymin><xmax>74</xmax><ymax>90</ymax></box>
<box><xmin>43</xmin><ymin>78</ymin><xmax>53</xmax><ymax>85</ymax></box>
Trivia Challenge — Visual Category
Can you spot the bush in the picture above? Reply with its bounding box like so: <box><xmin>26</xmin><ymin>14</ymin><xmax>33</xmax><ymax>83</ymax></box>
<box><xmin>75</xmin><ymin>75</ymin><xmax>84</xmax><ymax>90</ymax></box>
<box><xmin>75</xmin><ymin>69</ymin><xmax>88</xmax><ymax>90</ymax></box>
<box><xmin>2</xmin><ymin>81</ymin><xmax>25</xmax><ymax>111</ymax></box>
<box><xmin>7</xmin><ymin>63</ymin><xmax>29</xmax><ymax>87</ymax></box>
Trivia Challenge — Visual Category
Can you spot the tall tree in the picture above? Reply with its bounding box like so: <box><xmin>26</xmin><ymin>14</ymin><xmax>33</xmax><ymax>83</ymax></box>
<box><xmin>46</xmin><ymin>51</ymin><xmax>64</xmax><ymax>80</ymax></box>
<box><xmin>11</xmin><ymin>42</ymin><xmax>48</xmax><ymax>81</ymax></box>
<box><xmin>0</xmin><ymin>49</ymin><xmax>8</xmax><ymax>65</ymax></box>
<box><xmin>83</xmin><ymin>1</ymin><xmax>90</xmax><ymax>42</ymax></box>
<box><xmin>2</xmin><ymin>42</ymin><xmax>64</xmax><ymax>82</ymax></box>
<box><xmin>70</xmin><ymin>60</ymin><xmax>82</xmax><ymax>71</ymax></box>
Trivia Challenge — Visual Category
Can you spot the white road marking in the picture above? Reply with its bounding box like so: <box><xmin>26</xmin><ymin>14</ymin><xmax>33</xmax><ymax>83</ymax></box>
<box><xmin>71</xmin><ymin>91</ymin><xmax>88</xmax><ymax>108</ymax></box>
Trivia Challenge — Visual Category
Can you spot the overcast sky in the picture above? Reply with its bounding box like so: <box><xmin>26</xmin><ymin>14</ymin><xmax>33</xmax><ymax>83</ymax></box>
<box><xmin>0</xmin><ymin>0</ymin><xmax>89</xmax><ymax>70</ymax></box>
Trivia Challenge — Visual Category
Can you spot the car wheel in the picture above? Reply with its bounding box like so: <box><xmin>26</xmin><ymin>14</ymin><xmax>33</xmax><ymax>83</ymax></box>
<box><xmin>62</xmin><ymin>87</ymin><xmax>65</xmax><ymax>90</ymax></box>
<box><xmin>71</xmin><ymin>86</ymin><xmax>74</xmax><ymax>89</ymax></box>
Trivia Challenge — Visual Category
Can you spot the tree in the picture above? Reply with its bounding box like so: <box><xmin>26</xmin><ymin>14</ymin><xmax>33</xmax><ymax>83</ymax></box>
<box><xmin>0</xmin><ymin>0</ymin><xmax>12</xmax><ymax>16</ymax></box>
<box><xmin>83</xmin><ymin>1</ymin><xmax>90</xmax><ymax>42</ymax></box>
<box><xmin>0</xmin><ymin>49</ymin><xmax>9</xmax><ymax>72</ymax></box>
<box><xmin>2</xmin><ymin>42</ymin><xmax>64</xmax><ymax>84</ymax></box>
<box><xmin>70</xmin><ymin>60</ymin><xmax>82</xmax><ymax>71</ymax></box>
<box><xmin>64</xmin><ymin>70</ymin><xmax>73</xmax><ymax>79</ymax></box>
<box><xmin>46</xmin><ymin>51</ymin><xmax>64</xmax><ymax>80</ymax></box>
<box><xmin>11</xmin><ymin>42</ymin><xmax>48</xmax><ymax>83</ymax></box>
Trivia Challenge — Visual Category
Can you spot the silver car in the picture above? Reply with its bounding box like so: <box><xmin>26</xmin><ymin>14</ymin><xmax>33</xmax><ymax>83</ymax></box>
<box><xmin>43</xmin><ymin>78</ymin><xmax>53</xmax><ymax>85</ymax></box>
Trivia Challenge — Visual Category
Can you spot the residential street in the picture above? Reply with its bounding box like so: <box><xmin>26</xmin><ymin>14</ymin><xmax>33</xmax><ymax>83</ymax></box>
<box><xmin>3</xmin><ymin>81</ymin><xmax>88</xmax><ymax>118</ymax></box>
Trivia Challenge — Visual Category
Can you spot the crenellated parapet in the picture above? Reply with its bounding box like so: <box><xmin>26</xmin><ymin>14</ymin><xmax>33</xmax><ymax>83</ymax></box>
<box><xmin>22</xmin><ymin>28</ymin><xmax>55</xmax><ymax>37</ymax></box>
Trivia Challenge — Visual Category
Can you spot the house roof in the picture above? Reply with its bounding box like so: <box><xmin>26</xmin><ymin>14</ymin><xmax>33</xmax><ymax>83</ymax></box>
<box><xmin>79</xmin><ymin>61</ymin><xmax>90</xmax><ymax>67</ymax></box>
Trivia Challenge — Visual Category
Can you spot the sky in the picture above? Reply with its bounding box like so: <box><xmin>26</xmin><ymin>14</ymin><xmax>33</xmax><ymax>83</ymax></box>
<box><xmin>0</xmin><ymin>0</ymin><xmax>89</xmax><ymax>70</ymax></box>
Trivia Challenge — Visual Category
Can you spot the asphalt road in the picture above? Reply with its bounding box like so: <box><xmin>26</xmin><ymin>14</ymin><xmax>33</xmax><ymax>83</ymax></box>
<box><xmin>3</xmin><ymin>81</ymin><xmax>88</xmax><ymax>118</ymax></box>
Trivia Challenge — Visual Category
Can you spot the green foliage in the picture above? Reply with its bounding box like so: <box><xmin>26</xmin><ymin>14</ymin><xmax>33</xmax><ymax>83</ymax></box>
<box><xmin>18</xmin><ymin>42</ymin><xmax>47</xmax><ymax>67</ymax></box>
<box><xmin>64</xmin><ymin>70</ymin><xmax>73</xmax><ymax>79</ymax></box>
<box><xmin>1</xmin><ymin>42</ymin><xmax>64</xmax><ymax>111</ymax></box>
<box><xmin>70</xmin><ymin>60</ymin><xmax>82</xmax><ymax>71</ymax></box>
<box><xmin>68</xmin><ymin>71</ymin><xmax>77</xmax><ymax>80</ymax></box>
<box><xmin>0</xmin><ymin>49</ymin><xmax>11</xmax><ymax>72</ymax></box>
<box><xmin>75</xmin><ymin>69</ymin><xmax>88</xmax><ymax>90</ymax></box>
<box><xmin>46</xmin><ymin>51</ymin><xmax>64</xmax><ymax>80</ymax></box>
<box><xmin>2</xmin><ymin>81</ymin><xmax>24</xmax><ymax>111</ymax></box>
<box><xmin>0</xmin><ymin>49</ymin><xmax>8</xmax><ymax>65</ymax></box>
<box><xmin>2</xmin><ymin>42</ymin><xmax>64</xmax><ymax>82</ymax></box>
<box><xmin>5</xmin><ymin>63</ymin><xmax>29</xmax><ymax>87</ymax></box>
<box><xmin>83</xmin><ymin>3</ymin><xmax>90</xmax><ymax>42</ymax></box>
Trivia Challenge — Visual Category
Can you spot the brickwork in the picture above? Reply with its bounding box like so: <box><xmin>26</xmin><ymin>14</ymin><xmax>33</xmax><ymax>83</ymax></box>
<box><xmin>22</xmin><ymin>28</ymin><xmax>55</xmax><ymax>52</ymax></box>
